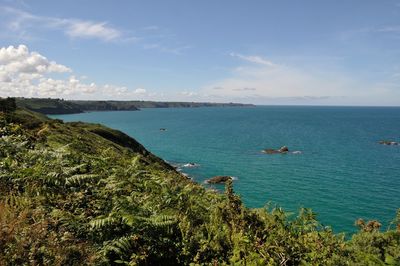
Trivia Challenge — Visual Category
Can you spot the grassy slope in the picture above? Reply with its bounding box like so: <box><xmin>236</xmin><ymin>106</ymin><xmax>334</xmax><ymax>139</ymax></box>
<box><xmin>0</xmin><ymin>109</ymin><xmax>399</xmax><ymax>265</ymax></box>
<box><xmin>16</xmin><ymin>98</ymin><xmax>84</xmax><ymax>114</ymax></box>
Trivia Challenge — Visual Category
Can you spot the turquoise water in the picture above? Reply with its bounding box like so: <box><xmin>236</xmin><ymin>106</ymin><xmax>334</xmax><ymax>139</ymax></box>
<box><xmin>52</xmin><ymin>106</ymin><xmax>400</xmax><ymax>234</ymax></box>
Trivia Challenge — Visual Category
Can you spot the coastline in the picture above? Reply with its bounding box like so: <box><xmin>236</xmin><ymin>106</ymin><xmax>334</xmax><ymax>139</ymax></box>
<box><xmin>16</xmin><ymin>97</ymin><xmax>254</xmax><ymax>115</ymax></box>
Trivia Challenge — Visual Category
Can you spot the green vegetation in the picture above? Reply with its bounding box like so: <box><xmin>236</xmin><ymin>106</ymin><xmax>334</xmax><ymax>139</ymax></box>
<box><xmin>70</xmin><ymin>100</ymin><xmax>139</xmax><ymax>112</ymax></box>
<box><xmin>15</xmin><ymin>97</ymin><xmax>254</xmax><ymax>115</ymax></box>
<box><xmin>0</xmin><ymin>97</ymin><xmax>16</xmax><ymax>113</ymax></box>
<box><xmin>82</xmin><ymin>100</ymin><xmax>254</xmax><ymax>109</ymax></box>
<box><xmin>0</xmin><ymin>101</ymin><xmax>399</xmax><ymax>265</ymax></box>
<box><xmin>15</xmin><ymin>98</ymin><xmax>84</xmax><ymax>114</ymax></box>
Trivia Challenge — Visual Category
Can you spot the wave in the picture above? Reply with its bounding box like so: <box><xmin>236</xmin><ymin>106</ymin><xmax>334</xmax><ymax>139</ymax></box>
<box><xmin>182</xmin><ymin>162</ymin><xmax>200</xmax><ymax>168</ymax></box>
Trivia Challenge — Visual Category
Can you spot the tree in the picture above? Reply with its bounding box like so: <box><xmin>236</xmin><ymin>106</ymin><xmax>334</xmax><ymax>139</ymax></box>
<box><xmin>0</xmin><ymin>98</ymin><xmax>17</xmax><ymax>113</ymax></box>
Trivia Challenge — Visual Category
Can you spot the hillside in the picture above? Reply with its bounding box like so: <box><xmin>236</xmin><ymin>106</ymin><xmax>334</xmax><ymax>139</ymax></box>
<box><xmin>15</xmin><ymin>98</ymin><xmax>139</xmax><ymax>114</ymax></box>
<box><xmin>15</xmin><ymin>98</ymin><xmax>84</xmax><ymax>114</ymax></box>
<box><xmin>71</xmin><ymin>100</ymin><xmax>254</xmax><ymax>109</ymax></box>
<box><xmin>0</xmin><ymin>101</ymin><xmax>399</xmax><ymax>265</ymax></box>
<box><xmin>15</xmin><ymin>97</ymin><xmax>254</xmax><ymax>115</ymax></box>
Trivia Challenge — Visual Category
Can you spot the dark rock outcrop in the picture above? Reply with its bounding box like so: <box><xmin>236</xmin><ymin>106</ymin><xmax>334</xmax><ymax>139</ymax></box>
<box><xmin>263</xmin><ymin>146</ymin><xmax>289</xmax><ymax>154</ymax></box>
<box><xmin>206</xmin><ymin>176</ymin><xmax>232</xmax><ymax>184</ymax></box>
<box><xmin>379</xmin><ymin>140</ymin><xmax>399</xmax><ymax>146</ymax></box>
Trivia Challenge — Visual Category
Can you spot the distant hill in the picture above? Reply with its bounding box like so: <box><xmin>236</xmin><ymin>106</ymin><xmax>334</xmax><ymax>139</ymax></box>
<box><xmin>16</xmin><ymin>98</ymin><xmax>84</xmax><ymax>114</ymax></box>
<box><xmin>15</xmin><ymin>97</ymin><xmax>254</xmax><ymax>114</ymax></box>
<box><xmin>79</xmin><ymin>100</ymin><xmax>255</xmax><ymax>109</ymax></box>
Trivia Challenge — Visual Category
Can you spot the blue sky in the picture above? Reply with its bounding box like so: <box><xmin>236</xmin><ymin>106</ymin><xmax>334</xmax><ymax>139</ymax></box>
<box><xmin>0</xmin><ymin>0</ymin><xmax>400</xmax><ymax>105</ymax></box>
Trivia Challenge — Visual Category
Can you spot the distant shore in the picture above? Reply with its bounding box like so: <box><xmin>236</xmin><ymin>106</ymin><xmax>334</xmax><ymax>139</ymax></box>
<box><xmin>15</xmin><ymin>97</ymin><xmax>255</xmax><ymax>115</ymax></box>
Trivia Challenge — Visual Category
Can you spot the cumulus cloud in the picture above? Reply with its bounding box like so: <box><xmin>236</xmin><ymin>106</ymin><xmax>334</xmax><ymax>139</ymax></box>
<box><xmin>0</xmin><ymin>44</ymin><xmax>151</xmax><ymax>100</ymax></box>
<box><xmin>0</xmin><ymin>72</ymin><xmax>11</xmax><ymax>82</ymax></box>
<box><xmin>0</xmin><ymin>45</ymin><xmax>71</xmax><ymax>77</ymax></box>
<box><xmin>34</xmin><ymin>77</ymin><xmax>97</xmax><ymax>96</ymax></box>
<box><xmin>134</xmin><ymin>88</ymin><xmax>146</xmax><ymax>94</ymax></box>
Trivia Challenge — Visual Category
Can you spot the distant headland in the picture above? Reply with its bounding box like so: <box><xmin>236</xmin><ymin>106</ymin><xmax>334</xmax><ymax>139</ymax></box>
<box><xmin>15</xmin><ymin>97</ymin><xmax>255</xmax><ymax>115</ymax></box>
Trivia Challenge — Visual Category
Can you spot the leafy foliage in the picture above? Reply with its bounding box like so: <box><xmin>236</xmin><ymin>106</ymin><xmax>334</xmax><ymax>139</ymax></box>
<box><xmin>0</xmin><ymin>107</ymin><xmax>399</xmax><ymax>265</ymax></box>
<box><xmin>0</xmin><ymin>97</ymin><xmax>16</xmax><ymax>113</ymax></box>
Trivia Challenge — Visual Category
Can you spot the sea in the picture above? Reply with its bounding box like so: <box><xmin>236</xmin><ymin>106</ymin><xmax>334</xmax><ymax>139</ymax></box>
<box><xmin>51</xmin><ymin>106</ymin><xmax>400</xmax><ymax>234</ymax></box>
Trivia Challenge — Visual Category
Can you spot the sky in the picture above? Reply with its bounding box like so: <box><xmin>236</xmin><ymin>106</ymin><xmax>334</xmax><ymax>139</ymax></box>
<box><xmin>0</xmin><ymin>0</ymin><xmax>400</xmax><ymax>105</ymax></box>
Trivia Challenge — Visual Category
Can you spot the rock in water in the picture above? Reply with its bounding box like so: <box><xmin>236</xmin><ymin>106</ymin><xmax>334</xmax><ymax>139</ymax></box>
<box><xmin>262</xmin><ymin>149</ymin><xmax>279</xmax><ymax>154</ymax></box>
<box><xmin>379</xmin><ymin>140</ymin><xmax>399</xmax><ymax>145</ymax></box>
<box><xmin>206</xmin><ymin>176</ymin><xmax>232</xmax><ymax>184</ymax></box>
<box><xmin>262</xmin><ymin>146</ymin><xmax>289</xmax><ymax>154</ymax></box>
<box><xmin>278</xmin><ymin>146</ymin><xmax>289</xmax><ymax>153</ymax></box>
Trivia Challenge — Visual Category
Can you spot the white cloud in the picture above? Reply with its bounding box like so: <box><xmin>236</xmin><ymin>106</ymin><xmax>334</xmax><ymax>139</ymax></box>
<box><xmin>0</xmin><ymin>71</ymin><xmax>11</xmax><ymax>82</ymax></box>
<box><xmin>0</xmin><ymin>44</ymin><xmax>71</xmax><ymax>77</ymax></box>
<box><xmin>66</xmin><ymin>21</ymin><xmax>121</xmax><ymax>41</ymax></box>
<box><xmin>232</xmin><ymin>87</ymin><xmax>256</xmax><ymax>91</ymax></box>
<box><xmin>134</xmin><ymin>88</ymin><xmax>147</xmax><ymax>94</ymax></box>
<box><xmin>1</xmin><ymin>7</ymin><xmax>124</xmax><ymax>42</ymax></box>
<box><xmin>202</xmin><ymin>63</ymin><xmax>349</xmax><ymax>103</ymax></box>
<box><xmin>1</xmin><ymin>7</ymin><xmax>186</xmax><ymax>51</ymax></box>
<box><xmin>34</xmin><ymin>77</ymin><xmax>97</xmax><ymax>96</ymax></box>
<box><xmin>0</xmin><ymin>44</ymin><xmax>73</xmax><ymax>97</ymax></box>
<box><xmin>143</xmin><ymin>43</ymin><xmax>191</xmax><ymax>55</ymax></box>
<box><xmin>0</xmin><ymin>44</ymin><xmax>153</xmax><ymax>100</ymax></box>
<box><xmin>375</xmin><ymin>25</ymin><xmax>400</xmax><ymax>34</ymax></box>
<box><xmin>230</xmin><ymin>52</ymin><xmax>277</xmax><ymax>67</ymax></box>
<box><xmin>200</xmin><ymin>53</ymin><xmax>400</xmax><ymax>105</ymax></box>
<box><xmin>180</xmin><ymin>91</ymin><xmax>198</xmax><ymax>97</ymax></box>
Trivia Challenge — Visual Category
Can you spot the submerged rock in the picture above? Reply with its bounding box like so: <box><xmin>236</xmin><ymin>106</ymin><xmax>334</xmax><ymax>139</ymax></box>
<box><xmin>262</xmin><ymin>146</ymin><xmax>290</xmax><ymax>154</ymax></box>
<box><xmin>206</xmin><ymin>175</ymin><xmax>232</xmax><ymax>184</ymax></box>
<box><xmin>379</xmin><ymin>140</ymin><xmax>398</xmax><ymax>146</ymax></box>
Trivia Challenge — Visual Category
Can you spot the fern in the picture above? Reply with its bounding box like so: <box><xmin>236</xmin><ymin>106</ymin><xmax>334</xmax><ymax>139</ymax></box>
<box><xmin>63</xmin><ymin>163</ymin><xmax>87</xmax><ymax>176</ymax></box>
<box><xmin>65</xmin><ymin>174</ymin><xmax>98</xmax><ymax>186</ymax></box>
<box><xmin>90</xmin><ymin>215</ymin><xmax>118</xmax><ymax>229</ymax></box>
<box><xmin>120</xmin><ymin>213</ymin><xmax>136</xmax><ymax>227</ymax></box>
<box><xmin>111</xmin><ymin>236</ymin><xmax>133</xmax><ymax>254</ymax></box>
<box><xmin>103</xmin><ymin>235</ymin><xmax>137</xmax><ymax>264</ymax></box>
<box><xmin>143</xmin><ymin>214</ymin><xmax>177</xmax><ymax>228</ymax></box>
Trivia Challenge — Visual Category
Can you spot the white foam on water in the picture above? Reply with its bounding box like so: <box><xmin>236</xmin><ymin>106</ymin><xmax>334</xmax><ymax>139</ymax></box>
<box><xmin>182</xmin><ymin>162</ymin><xmax>200</xmax><ymax>168</ymax></box>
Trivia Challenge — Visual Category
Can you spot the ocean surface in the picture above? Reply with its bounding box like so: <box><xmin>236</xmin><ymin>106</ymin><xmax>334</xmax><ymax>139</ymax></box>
<box><xmin>51</xmin><ymin>106</ymin><xmax>400</xmax><ymax>234</ymax></box>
